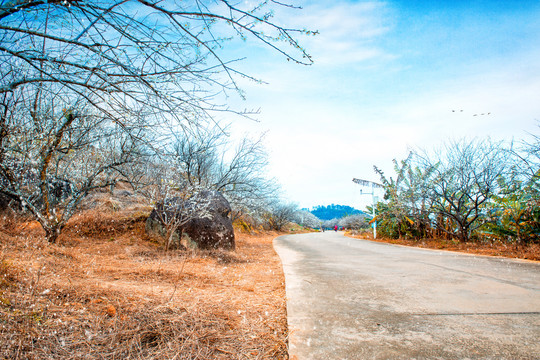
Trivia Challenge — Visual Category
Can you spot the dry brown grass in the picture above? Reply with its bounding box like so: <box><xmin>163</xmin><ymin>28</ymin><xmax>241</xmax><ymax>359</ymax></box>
<box><xmin>0</xmin><ymin>207</ymin><xmax>289</xmax><ymax>359</ymax></box>
<box><xmin>347</xmin><ymin>231</ymin><xmax>540</xmax><ymax>261</ymax></box>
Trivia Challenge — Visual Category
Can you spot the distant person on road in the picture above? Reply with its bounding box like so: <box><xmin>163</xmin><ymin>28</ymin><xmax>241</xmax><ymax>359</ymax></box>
<box><xmin>334</xmin><ymin>225</ymin><xmax>338</xmax><ymax>232</ymax></box>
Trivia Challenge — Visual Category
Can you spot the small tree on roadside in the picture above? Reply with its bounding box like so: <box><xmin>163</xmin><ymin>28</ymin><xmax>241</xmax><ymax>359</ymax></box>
<box><xmin>145</xmin><ymin>161</ymin><xmax>215</xmax><ymax>251</ymax></box>
<box><xmin>264</xmin><ymin>202</ymin><xmax>298</xmax><ymax>231</ymax></box>
<box><xmin>292</xmin><ymin>210</ymin><xmax>321</xmax><ymax>229</ymax></box>
<box><xmin>148</xmin><ymin>191</ymin><xmax>213</xmax><ymax>251</ymax></box>
<box><xmin>421</xmin><ymin>139</ymin><xmax>508</xmax><ymax>242</ymax></box>
<box><xmin>340</xmin><ymin>214</ymin><xmax>368</xmax><ymax>230</ymax></box>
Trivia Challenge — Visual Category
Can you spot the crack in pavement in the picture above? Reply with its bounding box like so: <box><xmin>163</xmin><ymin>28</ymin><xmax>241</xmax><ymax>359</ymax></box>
<box><xmin>408</xmin><ymin>311</ymin><xmax>540</xmax><ymax>316</ymax></box>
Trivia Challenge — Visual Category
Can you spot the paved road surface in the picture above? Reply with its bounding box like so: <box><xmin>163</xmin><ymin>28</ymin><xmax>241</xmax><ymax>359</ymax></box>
<box><xmin>274</xmin><ymin>231</ymin><xmax>540</xmax><ymax>359</ymax></box>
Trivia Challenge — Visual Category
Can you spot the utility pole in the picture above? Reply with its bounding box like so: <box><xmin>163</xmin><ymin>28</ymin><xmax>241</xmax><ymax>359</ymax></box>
<box><xmin>352</xmin><ymin>178</ymin><xmax>383</xmax><ymax>239</ymax></box>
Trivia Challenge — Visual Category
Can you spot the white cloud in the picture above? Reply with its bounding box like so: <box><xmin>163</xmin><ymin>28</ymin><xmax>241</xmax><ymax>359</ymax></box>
<box><xmin>298</xmin><ymin>1</ymin><xmax>393</xmax><ymax>65</ymax></box>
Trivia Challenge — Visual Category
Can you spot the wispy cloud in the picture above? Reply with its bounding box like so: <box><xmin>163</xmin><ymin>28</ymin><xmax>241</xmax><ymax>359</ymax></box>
<box><xmin>284</xmin><ymin>1</ymin><xmax>394</xmax><ymax>65</ymax></box>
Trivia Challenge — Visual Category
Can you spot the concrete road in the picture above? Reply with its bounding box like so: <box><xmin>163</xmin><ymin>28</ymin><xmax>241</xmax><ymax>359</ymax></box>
<box><xmin>274</xmin><ymin>231</ymin><xmax>540</xmax><ymax>360</ymax></box>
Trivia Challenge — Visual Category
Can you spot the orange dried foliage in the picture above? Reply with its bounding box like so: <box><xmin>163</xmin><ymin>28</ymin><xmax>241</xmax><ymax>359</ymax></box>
<box><xmin>104</xmin><ymin>304</ymin><xmax>117</xmax><ymax>317</ymax></box>
<box><xmin>0</xmin><ymin>207</ymin><xmax>290</xmax><ymax>359</ymax></box>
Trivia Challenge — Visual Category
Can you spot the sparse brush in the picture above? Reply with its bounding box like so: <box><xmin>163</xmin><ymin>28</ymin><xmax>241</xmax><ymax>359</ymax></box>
<box><xmin>0</xmin><ymin>209</ymin><xmax>289</xmax><ymax>359</ymax></box>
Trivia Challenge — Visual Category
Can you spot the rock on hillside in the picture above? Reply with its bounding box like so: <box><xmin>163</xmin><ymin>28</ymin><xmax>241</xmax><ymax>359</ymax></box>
<box><xmin>146</xmin><ymin>190</ymin><xmax>235</xmax><ymax>250</ymax></box>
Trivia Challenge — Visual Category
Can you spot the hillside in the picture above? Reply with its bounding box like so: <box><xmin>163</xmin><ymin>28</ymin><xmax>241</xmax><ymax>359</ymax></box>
<box><xmin>0</xmin><ymin>193</ymin><xmax>289</xmax><ymax>359</ymax></box>
<box><xmin>309</xmin><ymin>204</ymin><xmax>364</xmax><ymax>220</ymax></box>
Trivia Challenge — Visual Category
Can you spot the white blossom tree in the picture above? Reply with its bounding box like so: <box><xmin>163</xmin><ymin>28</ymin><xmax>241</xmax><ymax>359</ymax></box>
<box><xmin>264</xmin><ymin>201</ymin><xmax>297</xmax><ymax>231</ymax></box>
<box><xmin>0</xmin><ymin>88</ymin><xmax>143</xmax><ymax>242</ymax></box>
<box><xmin>339</xmin><ymin>214</ymin><xmax>368</xmax><ymax>230</ymax></box>
<box><xmin>421</xmin><ymin>139</ymin><xmax>508</xmax><ymax>242</ymax></box>
<box><xmin>292</xmin><ymin>210</ymin><xmax>321</xmax><ymax>229</ymax></box>
<box><xmin>0</xmin><ymin>0</ymin><xmax>313</xmax><ymax>242</ymax></box>
<box><xmin>146</xmin><ymin>164</ymin><xmax>212</xmax><ymax>251</ymax></box>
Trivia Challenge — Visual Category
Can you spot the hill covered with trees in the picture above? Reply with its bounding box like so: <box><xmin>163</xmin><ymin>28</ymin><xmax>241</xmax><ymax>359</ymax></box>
<box><xmin>308</xmin><ymin>204</ymin><xmax>364</xmax><ymax>220</ymax></box>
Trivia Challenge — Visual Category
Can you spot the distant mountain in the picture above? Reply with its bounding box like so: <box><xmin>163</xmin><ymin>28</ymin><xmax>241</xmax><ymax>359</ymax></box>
<box><xmin>308</xmin><ymin>204</ymin><xmax>364</xmax><ymax>220</ymax></box>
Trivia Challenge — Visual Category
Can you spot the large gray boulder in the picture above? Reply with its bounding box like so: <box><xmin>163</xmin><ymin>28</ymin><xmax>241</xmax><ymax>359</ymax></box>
<box><xmin>146</xmin><ymin>190</ymin><xmax>235</xmax><ymax>250</ymax></box>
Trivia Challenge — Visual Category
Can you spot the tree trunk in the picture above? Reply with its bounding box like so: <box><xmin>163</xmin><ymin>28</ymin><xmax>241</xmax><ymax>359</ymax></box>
<box><xmin>166</xmin><ymin>230</ymin><xmax>173</xmax><ymax>252</ymax></box>
<box><xmin>45</xmin><ymin>225</ymin><xmax>62</xmax><ymax>243</ymax></box>
<box><xmin>458</xmin><ymin>224</ymin><xmax>469</xmax><ymax>242</ymax></box>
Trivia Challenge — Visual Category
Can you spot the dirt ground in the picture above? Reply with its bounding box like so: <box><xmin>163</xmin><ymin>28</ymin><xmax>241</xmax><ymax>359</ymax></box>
<box><xmin>0</xmin><ymin>208</ymin><xmax>291</xmax><ymax>359</ymax></box>
<box><xmin>347</xmin><ymin>231</ymin><xmax>540</xmax><ymax>261</ymax></box>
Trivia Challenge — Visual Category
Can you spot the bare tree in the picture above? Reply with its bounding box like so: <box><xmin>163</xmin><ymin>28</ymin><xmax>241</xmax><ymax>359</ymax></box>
<box><xmin>0</xmin><ymin>88</ymin><xmax>142</xmax><ymax>242</ymax></box>
<box><xmin>421</xmin><ymin>139</ymin><xmax>508</xmax><ymax>242</ymax></box>
<box><xmin>264</xmin><ymin>201</ymin><xmax>297</xmax><ymax>231</ymax></box>
<box><xmin>173</xmin><ymin>126</ymin><xmax>223</xmax><ymax>189</ymax></box>
<box><xmin>146</xmin><ymin>164</ymin><xmax>211</xmax><ymax>251</ymax></box>
<box><xmin>0</xmin><ymin>0</ymin><xmax>312</xmax><ymax>242</ymax></box>
<box><xmin>0</xmin><ymin>0</ymin><xmax>313</xmax><ymax>123</ymax></box>
<box><xmin>172</xmin><ymin>126</ymin><xmax>279</xmax><ymax>222</ymax></box>
<box><xmin>513</xmin><ymin>126</ymin><xmax>540</xmax><ymax>186</ymax></box>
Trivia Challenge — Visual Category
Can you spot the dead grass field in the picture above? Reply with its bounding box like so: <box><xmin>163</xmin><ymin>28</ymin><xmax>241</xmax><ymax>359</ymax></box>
<box><xmin>0</xmin><ymin>207</ymin><xmax>291</xmax><ymax>359</ymax></box>
<box><xmin>347</xmin><ymin>231</ymin><xmax>540</xmax><ymax>261</ymax></box>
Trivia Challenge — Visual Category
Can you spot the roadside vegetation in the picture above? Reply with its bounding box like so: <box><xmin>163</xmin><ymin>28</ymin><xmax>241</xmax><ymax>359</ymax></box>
<box><xmin>0</xmin><ymin>0</ymin><xmax>313</xmax><ymax>244</ymax></box>
<box><xmin>0</xmin><ymin>2</ymin><xmax>313</xmax><ymax>358</ymax></box>
<box><xmin>0</xmin><ymin>192</ymin><xmax>294</xmax><ymax>359</ymax></box>
<box><xmin>357</xmin><ymin>135</ymin><xmax>539</xmax><ymax>261</ymax></box>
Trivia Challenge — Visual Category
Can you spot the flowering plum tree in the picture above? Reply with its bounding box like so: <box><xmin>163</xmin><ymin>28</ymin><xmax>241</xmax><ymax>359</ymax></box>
<box><xmin>171</xmin><ymin>126</ymin><xmax>279</xmax><ymax>223</ymax></box>
<box><xmin>0</xmin><ymin>0</ymin><xmax>312</xmax><ymax>242</ymax></box>
<box><xmin>0</xmin><ymin>89</ymin><xmax>143</xmax><ymax>242</ymax></box>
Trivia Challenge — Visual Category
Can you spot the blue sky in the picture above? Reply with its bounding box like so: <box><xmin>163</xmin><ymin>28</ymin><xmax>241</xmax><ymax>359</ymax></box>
<box><xmin>222</xmin><ymin>0</ymin><xmax>540</xmax><ymax>211</ymax></box>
